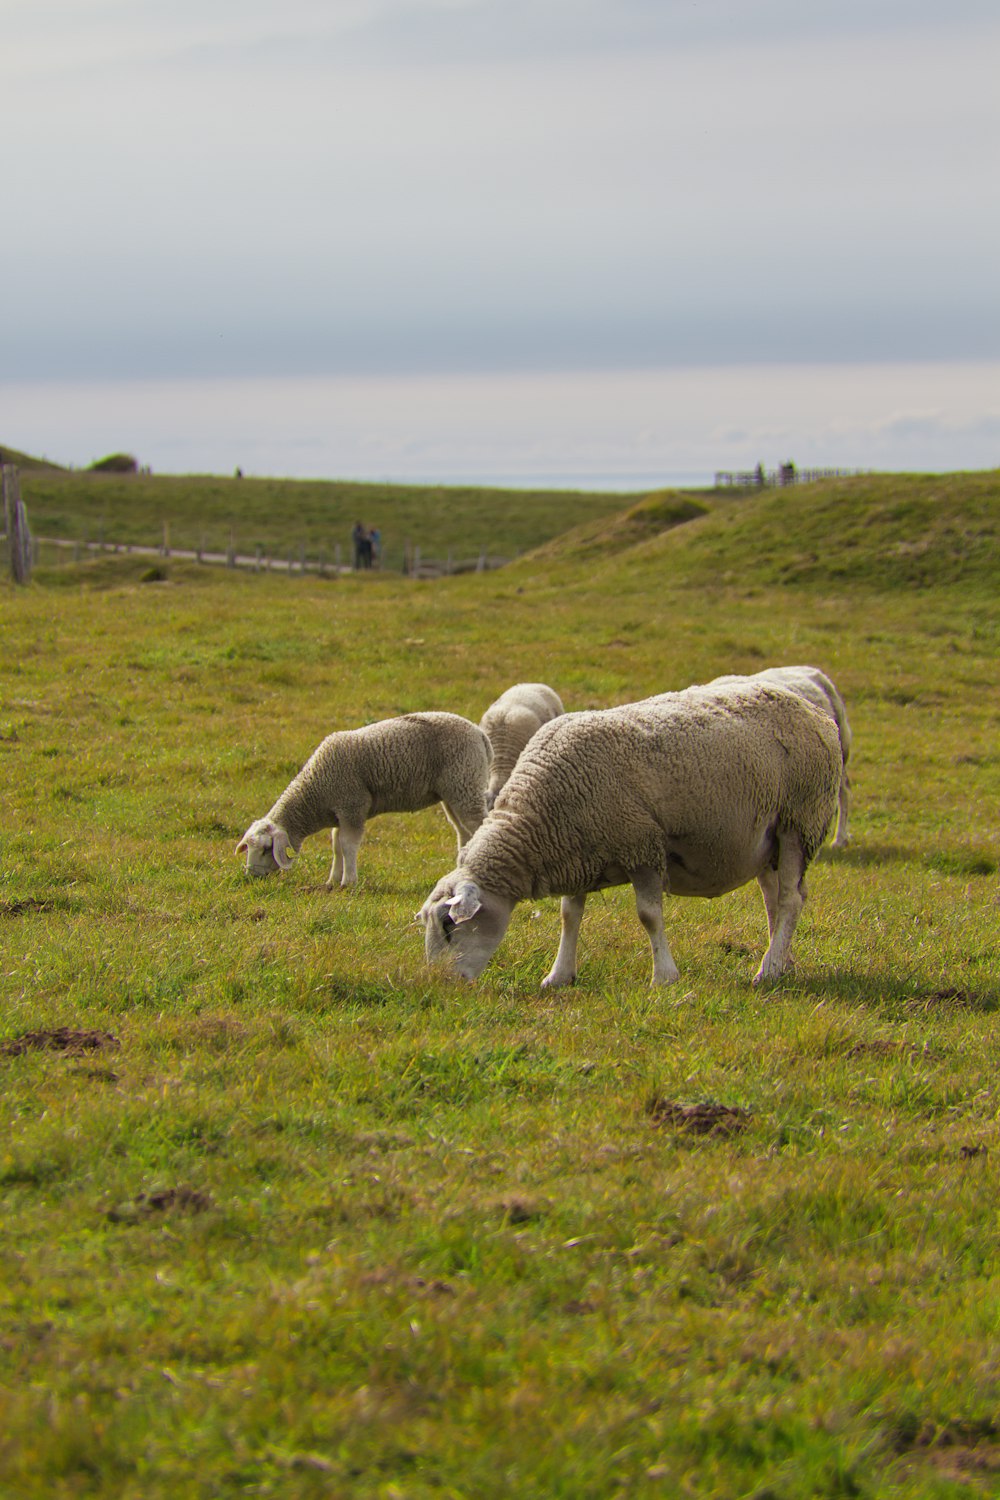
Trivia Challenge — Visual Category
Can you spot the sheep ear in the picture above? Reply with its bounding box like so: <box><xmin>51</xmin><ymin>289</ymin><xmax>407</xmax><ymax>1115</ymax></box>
<box><xmin>235</xmin><ymin>838</ymin><xmax>249</xmax><ymax>855</ymax></box>
<box><xmin>273</xmin><ymin>830</ymin><xmax>297</xmax><ymax>871</ymax></box>
<box><xmin>447</xmin><ymin>880</ymin><xmax>482</xmax><ymax>924</ymax></box>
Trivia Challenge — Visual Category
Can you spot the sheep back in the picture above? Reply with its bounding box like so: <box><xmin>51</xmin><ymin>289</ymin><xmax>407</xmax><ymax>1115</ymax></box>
<box><xmin>271</xmin><ymin>711</ymin><xmax>491</xmax><ymax>838</ymax></box>
<box><xmin>460</xmin><ymin>683</ymin><xmax>841</xmax><ymax>902</ymax></box>
<box><xmin>708</xmin><ymin>665</ymin><xmax>851</xmax><ymax>765</ymax></box>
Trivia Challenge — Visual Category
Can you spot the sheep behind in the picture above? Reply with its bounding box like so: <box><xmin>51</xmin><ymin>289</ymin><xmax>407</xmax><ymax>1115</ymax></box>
<box><xmin>237</xmin><ymin>711</ymin><xmax>492</xmax><ymax>887</ymax></box>
<box><xmin>479</xmin><ymin>682</ymin><xmax>565</xmax><ymax>808</ymax></box>
<box><xmin>707</xmin><ymin>665</ymin><xmax>852</xmax><ymax>846</ymax></box>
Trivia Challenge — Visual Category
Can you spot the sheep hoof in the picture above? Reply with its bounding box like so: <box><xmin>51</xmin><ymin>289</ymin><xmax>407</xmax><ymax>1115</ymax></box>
<box><xmin>752</xmin><ymin>959</ymin><xmax>794</xmax><ymax>987</ymax></box>
<box><xmin>541</xmin><ymin>971</ymin><xmax>576</xmax><ymax>990</ymax></box>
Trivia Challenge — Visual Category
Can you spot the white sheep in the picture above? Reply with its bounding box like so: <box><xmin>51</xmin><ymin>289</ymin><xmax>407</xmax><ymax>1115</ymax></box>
<box><xmin>420</xmin><ymin>680</ymin><xmax>841</xmax><ymax>987</ymax></box>
<box><xmin>706</xmin><ymin>665</ymin><xmax>852</xmax><ymax>846</ymax></box>
<box><xmin>237</xmin><ymin>712</ymin><xmax>492</xmax><ymax>887</ymax></box>
<box><xmin>479</xmin><ymin>682</ymin><xmax>565</xmax><ymax>808</ymax></box>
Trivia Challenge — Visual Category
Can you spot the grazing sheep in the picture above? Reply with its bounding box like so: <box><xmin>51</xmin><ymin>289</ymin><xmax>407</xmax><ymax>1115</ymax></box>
<box><xmin>479</xmin><ymin>682</ymin><xmax>565</xmax><ymax>808</ymax></box>
<box><xmin>420</xmin><ymin>681</ymin><xmax>841</xmax><ymax>988</ymax></box>
<box><xmin>237</xmin><ymin>712</ymin><xmax>492</xmax><ymax>888</ymax></box>
<box><xmin>707</xmin><ymin>666</ymin><xmax>852</xmax><ymax>846</ymax></box>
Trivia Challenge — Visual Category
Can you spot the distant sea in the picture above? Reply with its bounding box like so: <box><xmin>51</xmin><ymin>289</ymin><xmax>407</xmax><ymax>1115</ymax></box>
<box><xmin>372</xmin><ymin>471</ymin><xmax>715</xmax><ymax>493</ymax></box>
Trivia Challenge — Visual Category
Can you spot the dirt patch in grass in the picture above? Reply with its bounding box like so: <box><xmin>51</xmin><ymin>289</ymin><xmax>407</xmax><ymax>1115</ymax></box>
<box><xmin>359</xmin><ymin>1268</ymin><xmax>457</xmax><ymax>1297</ymax></box>
<box><xmin>891</xmin><ymin>1419</ymin><xmax>1000</xmax><ymax>1484</ymax></box>
<box><xmin>927</xmin><ymin>987</ymin><xmax>980</xmax><ymax>1004</ymax></box>
<box><xmin>492</xmin><ymin>1193</ymin><xmax>549</xmax><ymax>1225</ymax></box>
<box><xmin>1</xmin><ymin>1027</ymin><xmax>119</xmax><ymax>1058</ymax></box>
<box><xmin>846</xmin><ymin>1038</ymin><xmax>939</xmax><ymax>1061</ymax></box>
<box><xmin>0</xmin><ymin>897</ymin><xmax>55</xmax><ymax>917</ymax></box>
<box><xmin>107</xmin><ymin>1186</ymin><xmax>214</xmax><ymax>1222</ymax></box>
<box><xmin>647</xmin><ymin>1097</ymin><xmax>752</xmax><ymax>1136</ymax></box>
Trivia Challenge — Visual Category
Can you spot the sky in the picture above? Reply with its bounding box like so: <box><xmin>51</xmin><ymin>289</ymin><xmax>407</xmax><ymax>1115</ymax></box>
<box><xmin>2</xmin><ymin>0</ymin><xmax>998</xmax><ymax>483</ymax></box>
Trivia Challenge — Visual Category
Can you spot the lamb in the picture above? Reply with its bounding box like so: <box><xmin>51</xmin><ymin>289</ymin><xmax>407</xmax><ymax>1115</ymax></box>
<box><xmin>479</xmin><ymin>682</ymin><xmax>565</xmax><ymax>808</ymax></box>
<box><xmin>420</xmin><ymin>680</ymin><xmax>841</xmax><ymax>988</ymax></box>
<box><xmin>706</xmin><ymin>665</ymin><xmax>852</xmax><ymax>846</ymax></box>
<box><xmin>237</xmin><ymin>712</ymin><xmax>492</xmax><ymax>888</ymax></box>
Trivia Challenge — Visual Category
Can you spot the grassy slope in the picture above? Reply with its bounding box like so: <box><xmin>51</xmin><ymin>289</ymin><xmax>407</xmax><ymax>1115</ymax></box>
<box><xmin>1</xmin><ymin>471</ymin><xmax>999</xmax><ymax>1498</ymax></box>
<box><xmin>16</xmin><ymin>468</ymin><xmax>641</xmax><ymax>570</ymax></box>
<box><xmin>0</xmin><ymin>443</ymin><xmax>68</xmax><ymax>472</ymax></box>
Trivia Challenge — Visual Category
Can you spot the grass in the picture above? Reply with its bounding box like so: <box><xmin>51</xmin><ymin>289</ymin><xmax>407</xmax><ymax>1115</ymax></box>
<box><xmin>1</xmin><ymin>469</ymin><xmax>999</xmax><ymax>1497</ymax></box>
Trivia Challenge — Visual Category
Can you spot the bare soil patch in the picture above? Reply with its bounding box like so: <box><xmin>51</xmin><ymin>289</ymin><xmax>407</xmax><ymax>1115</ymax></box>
<box><xmin>1</xmin><ymin>1027</ymin><xmax>119</xmax><ymax>1057</ymax></box>
<box><xmin>647</xmin><ymin>1097</ymin><xmax>752</xmax><ymax>1136</ymax></box>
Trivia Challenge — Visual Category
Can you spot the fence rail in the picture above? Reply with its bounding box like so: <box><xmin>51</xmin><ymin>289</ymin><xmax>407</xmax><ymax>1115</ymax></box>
<box><xmin>4</xmin><ymin>525</ymin><xmax>510</xmax><ymax>580</ymax></box>
<box><xmin>714</xmin><ymin>465</ymin><xmax>870</xmax><ymax>489</ymax></box>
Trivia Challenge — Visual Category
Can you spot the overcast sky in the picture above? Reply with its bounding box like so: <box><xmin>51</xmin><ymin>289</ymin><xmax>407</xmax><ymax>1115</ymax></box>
<box><xmin>3</xmin><ymin>0</ymin><xmax>998</xmax><ymax>480</ymax></box>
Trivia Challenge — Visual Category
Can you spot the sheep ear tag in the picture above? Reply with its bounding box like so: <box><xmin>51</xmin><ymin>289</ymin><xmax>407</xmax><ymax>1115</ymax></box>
<box><xmin>447</xmin><ymin>884</ymin><xmax>482</xmax><ymax>923</ymax></box>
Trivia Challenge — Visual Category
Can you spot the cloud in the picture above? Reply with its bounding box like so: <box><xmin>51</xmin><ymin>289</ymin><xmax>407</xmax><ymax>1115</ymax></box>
<box><xmin>5</xmin><ymin>362</ymin><xmax>998</xmax><ymax>480</ymax></box>
<box><xmin>3</xmin><ymin>2</ymin><xmax>998</xmax><ymax>392</ymax></box>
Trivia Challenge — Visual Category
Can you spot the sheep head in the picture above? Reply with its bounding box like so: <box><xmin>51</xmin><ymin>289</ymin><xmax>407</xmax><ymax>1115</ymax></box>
<box><xmin>236</xmin><ymin>818</ymin><xmax>297</xmax><ymax>876</ymax></box>
<box><xmin>419</xmin><ymin>872</ymin><xmax>514</xmax><ymax>980</ymax></box>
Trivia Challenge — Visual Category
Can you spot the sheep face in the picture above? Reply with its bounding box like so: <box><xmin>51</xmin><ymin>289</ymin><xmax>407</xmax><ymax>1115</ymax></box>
<box><xmin>236</xmin><ymin>818</ymin><xmax>296</xmax><ymax>877</ymax></box>
<box><xmin>420</xmin><ymin>874</ymin><xmax>514</xmax><ymax>980</ymax></box>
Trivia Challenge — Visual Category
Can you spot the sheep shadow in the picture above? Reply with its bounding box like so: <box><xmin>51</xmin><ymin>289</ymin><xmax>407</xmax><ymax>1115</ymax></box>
<box><xmin>817</xmin><ymin>842</ymin><xmax>997</xmax><ymax>877</ymax></box>
<box><xmin>789</xmin><ymin>967</ymin><xmax>999</xmax><ymax>1014</ymax></box>
<box><xmin>815</xmin><ymin>842</ymin><xmax>920</xmax><ymax>868</ymax></box>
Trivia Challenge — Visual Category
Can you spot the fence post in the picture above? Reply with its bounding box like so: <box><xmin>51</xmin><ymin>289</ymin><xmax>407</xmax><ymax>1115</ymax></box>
<box><xmin>1</xmin><ymin>464</ymin><xmax>12</xmax><ymax>542</ymax></box>
<box><xmin>3</xmin><ymin>467</ymin><xmax>33</xmax><ymax>585</ymax></box>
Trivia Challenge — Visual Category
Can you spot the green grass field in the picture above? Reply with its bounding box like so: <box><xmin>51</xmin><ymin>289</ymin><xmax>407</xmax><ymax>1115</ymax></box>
<box><xmin>2</xmin><ymin>469</ymin><xmax>999</xmax><ymax>1498</ymax></box>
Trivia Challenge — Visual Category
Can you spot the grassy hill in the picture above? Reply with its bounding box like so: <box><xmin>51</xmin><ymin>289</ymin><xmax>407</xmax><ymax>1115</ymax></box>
<box><xmin>532</xmin><ymin>468</ymin><xmax>1000</xmax><ymax>591</ymax></box>
<box><xmin>1</xmin><ymin>469</ymin><xmax>999</xmax><ymax>1497</ymax></box>
<box><xmin>15</xmin><ymin>465</ymin><xmax>645</xmax><ymax>571</ymax></box>
<box><xmin>0</xmin><ymin>442</ymin><xmax>68</xmax><ymax>472</ymax></box>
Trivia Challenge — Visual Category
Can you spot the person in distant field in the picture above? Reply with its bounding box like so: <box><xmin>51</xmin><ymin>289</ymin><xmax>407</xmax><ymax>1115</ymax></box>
<box><xmin>369</xmin><ymin>525</ymin><xmax>381</xmax><ymax>568</ymax></box>
<box><xmin>352</xmin><ymin>521</ymin><xmax>368</xmax><ymax>570</ymax></box>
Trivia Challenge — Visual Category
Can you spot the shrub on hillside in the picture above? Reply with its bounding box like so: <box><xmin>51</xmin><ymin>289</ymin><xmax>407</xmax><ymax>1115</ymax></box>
<box><xmin>89</xmin><ymin>452</ymin><xmax>139</xmax><ymax>474</ymax></box>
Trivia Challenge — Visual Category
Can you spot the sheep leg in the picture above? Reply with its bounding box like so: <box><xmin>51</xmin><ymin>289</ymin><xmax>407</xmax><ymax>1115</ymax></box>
<box><xmin>328</xmin><ymin>823</ymin><xmax>364</xmax><ymax>887</ymax></box>
<box><xmin>631</xmin><ymin>868</ymin><xmax>680</xmax><ymax>985</ymax></box>
<box><xmin>756</xmin><ymin>865</ymin><xmax>779</xmax><ymax>938</ymax></box>
<box><xmin>542</xmin><ymin>894</ymin><xmax>586</xmax><ymax>988</ymax></box>
<box><xmin>832</xmin><ymin>773</ymin><xmax>850</xmax><ymax>848</ymax></box>
<box><xmin>753</xmin><ymin>834</ymin><xmax>808</xmax><ymax>984</ymax></box>
<box><xmin>441</xmin><ymin>798</ymin><xmax>488</xmax><ymax>851</ymax></box>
